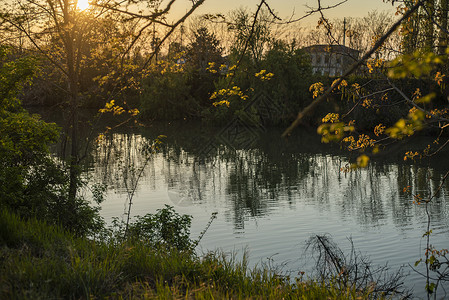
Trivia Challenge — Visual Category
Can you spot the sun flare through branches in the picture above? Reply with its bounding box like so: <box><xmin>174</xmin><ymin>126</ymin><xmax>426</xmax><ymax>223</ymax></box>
<box><xmin>77</xmin><ymin>0</ymin><xmax>89</xmax><ymax>10</ymax></box>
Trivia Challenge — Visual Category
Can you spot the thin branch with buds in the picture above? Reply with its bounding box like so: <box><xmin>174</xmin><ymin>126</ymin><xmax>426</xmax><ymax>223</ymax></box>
<box><xmin>282</xmin><ymin>0</ymin><xmax>425</xmax><ymax>138</ymax></box>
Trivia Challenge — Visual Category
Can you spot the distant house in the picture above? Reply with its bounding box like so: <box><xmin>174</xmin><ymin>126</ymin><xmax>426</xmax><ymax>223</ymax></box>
<box><xmin>302</xmin><ymin>45</ymin><xmax>359</xmax><ymax>77</ymax></box>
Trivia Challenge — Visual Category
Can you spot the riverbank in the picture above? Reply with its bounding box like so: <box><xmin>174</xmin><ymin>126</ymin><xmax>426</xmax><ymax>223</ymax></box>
<box><xmin>0</xmin><ymin>208</ymin><xmax>370</xmax><ymax>299</ymax></box>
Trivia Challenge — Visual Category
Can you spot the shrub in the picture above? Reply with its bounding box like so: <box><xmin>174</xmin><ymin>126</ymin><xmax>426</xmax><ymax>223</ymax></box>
<box><xmin>0</xmin><ymin>45</ymin><xmax>103</xmax><ymax>236</ymax></box>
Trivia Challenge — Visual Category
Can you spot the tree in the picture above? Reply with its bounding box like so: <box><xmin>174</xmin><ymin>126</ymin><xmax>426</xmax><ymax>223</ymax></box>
<box><xmin>438</xmin><ymin>0</ymin><xmax>449</xmax><ymax>54</ymax></box>
<box><xmin>0</xmin><ymin>0</ymin><xmax>206</xmax><ymax>202</ymax></box>
<box><xmin>401</xmin><ymin>0</ymin><xmax>449</xmax><ymax>54</ymax></box>
<box><xmin>227</xmin><ymin>7</ymin><xmax>274</xmax><ymax>64</ymax></box>
<box><xmin>186</xmin><ymin>27</ymin><xmax>224</xmax><ymax>73</ymax></box>
<box><xmin>303</xmin><ymin>11</ymin><xmax>400</xmax><ymax>61</ymax></box>
<box><xmin>185</xmin><ymin>26</ymin><xmax>224</xmax><ymax>106</ymax></box>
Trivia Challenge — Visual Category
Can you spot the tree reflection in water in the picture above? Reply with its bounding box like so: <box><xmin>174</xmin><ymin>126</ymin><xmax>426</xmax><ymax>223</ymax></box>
<box><xmin>85</xmin><ymin>122</ymin><xmax>449</xmax><ymax>233</ymax></box>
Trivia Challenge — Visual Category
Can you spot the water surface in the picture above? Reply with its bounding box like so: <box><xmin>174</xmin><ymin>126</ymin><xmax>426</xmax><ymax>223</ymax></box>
<box><xmin>78</xmin><ymin>120</ymin><xmax>449</xmax><ymax>298</ymax></box>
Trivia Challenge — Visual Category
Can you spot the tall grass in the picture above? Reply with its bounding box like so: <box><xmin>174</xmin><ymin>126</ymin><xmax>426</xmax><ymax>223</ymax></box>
<box><xmin>0</xmin><ymin>208</ymin><xmax>370</xmax><ymax>299</ymax></box>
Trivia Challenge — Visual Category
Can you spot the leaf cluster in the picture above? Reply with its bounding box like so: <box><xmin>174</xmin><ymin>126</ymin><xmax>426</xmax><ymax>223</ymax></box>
<box><xmin>111</xmin><ymin>205</ymin><xmax>194</xmax><ymax>252</ymax></box>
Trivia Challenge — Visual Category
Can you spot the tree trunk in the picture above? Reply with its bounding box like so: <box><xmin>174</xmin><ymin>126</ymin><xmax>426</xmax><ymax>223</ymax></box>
<box><xmin>63</xmin><ymin>0</ymin><xmax>80</xmax><ymax>202</ymax></box>
<box><xmin>424</xmin><ymin>0</ymin><xmax>435</xmax><ymax>51</ymax></box>
<box><xmin>68</xmin><ymin>76</ymin><xmax>79</xmax><ymax>202</ymax></box>
<box><xmin>438</xmin><ymin>0</ymin><xmax>449</xmax><ymax>55</ymax></box>
<box><xmin>403</xmin><ymin>0</ymin><xmax>421</xmax><ymax>53</ymax></box>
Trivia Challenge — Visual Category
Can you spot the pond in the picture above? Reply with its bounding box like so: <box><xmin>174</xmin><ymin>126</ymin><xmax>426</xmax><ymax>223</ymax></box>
<box><xmin>33</xmin><ymin>107</ymin><xmax>449</xmax><ymax>299</ymax></box>
<box><xmin>81</xmin><ymin>119</ymin><xmax>449</xmax><ymax>299</ymax></box>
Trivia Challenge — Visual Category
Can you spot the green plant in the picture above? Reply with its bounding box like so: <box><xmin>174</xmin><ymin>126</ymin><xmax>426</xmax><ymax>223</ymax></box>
<box><xmin>0</xmin><ymin>208</ymin><xmax>371</xmax><ymax>299</ymax></box>
<box><xmin>0</xmin><ymin>45</ymin><xmax>103</xmax><ymax>236</ymax></box>
<box><xmin>112</xmin><ymin>205</ymin><xmax>194</xmax><ymax>251</ymax></box>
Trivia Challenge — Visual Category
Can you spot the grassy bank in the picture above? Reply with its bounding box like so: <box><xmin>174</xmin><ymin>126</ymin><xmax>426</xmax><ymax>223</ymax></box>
<box><xmin>0</xmin><ymin>208</ymin><xmax>368</xmax><ymax>299</ymax></box>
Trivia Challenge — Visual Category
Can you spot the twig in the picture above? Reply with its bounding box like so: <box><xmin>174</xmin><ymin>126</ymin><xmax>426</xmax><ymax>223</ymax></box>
<box><xmin>123</xmin><ymin>141</ymin><xmax>157</xmax><ymax>238</ymax></box>
<box><xmin>387</xmin><ymin>77</ymin><xmax>449</xmax><ymax>124</ymax></box>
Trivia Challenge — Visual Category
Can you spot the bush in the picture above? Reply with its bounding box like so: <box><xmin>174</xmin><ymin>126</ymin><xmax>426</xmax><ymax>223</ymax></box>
<box><xmin>111</xmin><ymin>205</ymin><xmax>193</xmax><ymax>251</ymax></box>
<box><xmin>0</xmin><ymin>46</ymin><xmax>103</xmax><ymax>236</ymax></box>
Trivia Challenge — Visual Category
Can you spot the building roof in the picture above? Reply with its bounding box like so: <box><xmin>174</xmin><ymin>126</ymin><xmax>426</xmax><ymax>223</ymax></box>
<box><xmin>302</xmin><ymin>44</ymin><xmax>359</xmax><ymax>55</ymax></box>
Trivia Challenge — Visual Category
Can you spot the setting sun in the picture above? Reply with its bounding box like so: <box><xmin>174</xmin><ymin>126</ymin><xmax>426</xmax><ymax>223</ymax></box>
<box><xmin>77</xmin><ymin>0</ymin><xmax>89</xmax><ymax>10</ymax></box>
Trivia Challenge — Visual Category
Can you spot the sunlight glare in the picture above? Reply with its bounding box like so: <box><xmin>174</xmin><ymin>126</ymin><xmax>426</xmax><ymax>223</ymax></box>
<box><xmin>77</xmin><ymin>0</ymin><xmax>89</xmax><ymax>10</ymax></box>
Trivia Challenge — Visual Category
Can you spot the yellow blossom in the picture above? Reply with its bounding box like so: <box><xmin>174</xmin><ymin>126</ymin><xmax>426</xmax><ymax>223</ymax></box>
<box><xmin>309</xmin><ymin>82</ymin><xmax>324</xmax><ymax>99</ymax></box>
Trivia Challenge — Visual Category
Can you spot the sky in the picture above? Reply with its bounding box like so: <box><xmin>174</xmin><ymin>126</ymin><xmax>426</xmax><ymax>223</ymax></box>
<box><xmin>169</xmin><ymin>0</ymin><xmax>398</xmax><ymax>25</ymax></box>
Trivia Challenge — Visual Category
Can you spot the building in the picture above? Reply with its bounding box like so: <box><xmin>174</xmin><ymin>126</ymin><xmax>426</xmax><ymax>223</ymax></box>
<box><xmin>302</xmin><ymin>45</ymin><xmax>359</xmax><ymax>77</ymax></box>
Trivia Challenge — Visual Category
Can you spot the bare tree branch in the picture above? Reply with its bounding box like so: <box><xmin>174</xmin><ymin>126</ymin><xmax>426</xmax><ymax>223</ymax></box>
<box><xmin>283</xmin><ymin>0</ymin><xmax>348</xmax><ymax>24</ymax></box>
<box><xmin>141</xmin><ymin>0</ymin><xmax>206</xmax><ymax>69</ymax></box>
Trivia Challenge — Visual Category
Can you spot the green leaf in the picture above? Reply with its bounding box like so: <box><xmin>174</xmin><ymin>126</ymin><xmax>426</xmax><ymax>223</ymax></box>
<box><xmin>426</xmin><ymin>282</ymin><xmax>435</xmax><ymax>294</ymax></box>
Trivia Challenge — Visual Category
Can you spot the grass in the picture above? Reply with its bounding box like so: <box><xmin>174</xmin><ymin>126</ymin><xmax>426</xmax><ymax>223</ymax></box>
<box><xmin>0</xmin><ymin>208</ymin><xmax>370</xmax><ymax>299</ymax></box>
